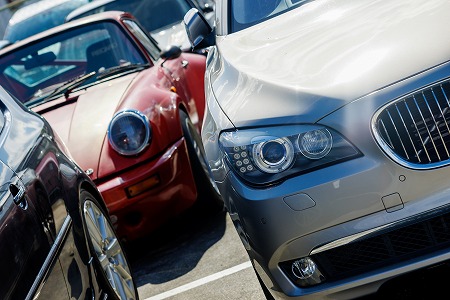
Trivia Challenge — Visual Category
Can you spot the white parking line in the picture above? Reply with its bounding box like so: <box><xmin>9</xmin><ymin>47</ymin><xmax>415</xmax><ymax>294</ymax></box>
<box><xmin>143</xmin><ymin>261</ymin><xmax>252</xmax><ymax>300</ymax></box>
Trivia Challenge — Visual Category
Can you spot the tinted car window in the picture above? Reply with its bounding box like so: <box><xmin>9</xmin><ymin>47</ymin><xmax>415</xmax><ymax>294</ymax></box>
<box><xmin>70</xmin><ymin>0</ymin><xmax>192</xmax><ymax>32</ymax></box>
<box><xmin>123</xmin><ymin>20</ymin><xmax>161</xmax><ymax>61</ymax></box>
<box><xmin>0</xmin><ymin>21</ymin><xmax>146</xmax><ymax>104</ymax></box>
<box><xmin>230</xmin><ymin>0</ymin><xmax>312</xmax><ymax>32</ymax></box>
<box><xmin>3</xmin><ymin>0</ymin><xmax>89</xmax><ymax>42</ymax></box>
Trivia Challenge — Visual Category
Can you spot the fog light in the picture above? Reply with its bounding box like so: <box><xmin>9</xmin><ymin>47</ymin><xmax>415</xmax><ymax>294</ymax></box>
<box><xmin>292</xmin><ymin>257</ymin><xmax>316</xmax><ymax>279</ymax></box>
<box><xmin>281</xmin><ymin>257</ymin><xmax>325</xmax><ymax>287</ymax></box>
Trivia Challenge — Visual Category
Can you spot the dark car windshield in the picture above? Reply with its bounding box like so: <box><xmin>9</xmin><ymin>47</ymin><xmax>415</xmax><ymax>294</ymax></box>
<box><xmin>68</xmin><ymin>0</ymin><xmax>192</xmax><ymax>32</ymax></box>
<box><xmin>3</xmin><ymin>0</ymin><xmax>89</xmax><ymax>42</ymax></box>
<box><xmin>0</xmin><ymin>21</ymin><xmax>147</xmax><ymax>105</ymax></box>
<box><xmin>230</xmin><ymin>0</ymin><xmax>312</xmax><ymax>32</ymax></box>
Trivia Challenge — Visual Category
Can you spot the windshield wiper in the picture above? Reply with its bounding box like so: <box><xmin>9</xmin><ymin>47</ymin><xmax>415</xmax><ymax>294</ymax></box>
<box><xmin>26</xmin><ymin>72</ymin><xmax>97</xmax><ymax>108</ymax></box>
<box><xmin>96</xmin><ymin>63</ymin><xmax>149</xmax><ymax>80</ymax></box>
<box><xmin>48</xmin><ymin>71</ymin><xmax>97</xmax><ymax>100</ymax></box>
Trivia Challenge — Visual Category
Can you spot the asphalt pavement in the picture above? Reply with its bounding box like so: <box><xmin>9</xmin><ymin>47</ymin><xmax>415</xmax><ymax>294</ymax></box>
<box><xmin>125</xmin><ymin>203</ymin><xmax>266</xmax><ymax>300</ymax></box>
<box><xmin>124</xmin><ymin>201</ymin><xmax>450</xmax><ymax>300</ymax></box>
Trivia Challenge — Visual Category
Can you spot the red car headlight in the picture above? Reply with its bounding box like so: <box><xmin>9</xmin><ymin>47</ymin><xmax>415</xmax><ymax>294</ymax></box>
<box><xmin>108</xmin><ymin>110</ymin><xmax>151</xmax><ymax>156</ymax></box>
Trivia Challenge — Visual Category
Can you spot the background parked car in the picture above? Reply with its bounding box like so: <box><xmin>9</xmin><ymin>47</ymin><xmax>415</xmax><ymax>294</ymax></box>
<box><xmin>0</xmin><ymin>10</ymin><xmax>222</xmax><ymax>242</ymax></box>
<box><xmin>0</xmin><ymin>39</ymin><xmax>9</xmax><ymax>49</ymax></box>
<box><xmin>0</xmin><ymin>0</ymin><xmax>40</xmax><ymax>37</ymax></box>
<box><xmin>65</xmin><ymin>0</ymin><xmax>214</xmax><ymax>52</ymax></box>
<box><xmin>185</xmin><ymin>0</ymin><xmax>450</xmax><ymax>299</ymax></box>
<box><xmin>3</xmin><ymin>0</ymin><xmax>90</xmax><ymax>43</ymax></box>
<box><xmin>0</xmin><ymin>85</ymin><xmax>137</xmax><ymax>299</ymax></box>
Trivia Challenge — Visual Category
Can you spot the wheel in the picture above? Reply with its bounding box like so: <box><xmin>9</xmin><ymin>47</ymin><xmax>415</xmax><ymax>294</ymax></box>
<box><xmin>180</xmin><ymin>110</ymin><xmax>224</xmax><ymax>213</ymax></box>
<box><xmin>81</xmin><ymin>190</ymin><xmax>138</xmax><ymax>300</ymax></box>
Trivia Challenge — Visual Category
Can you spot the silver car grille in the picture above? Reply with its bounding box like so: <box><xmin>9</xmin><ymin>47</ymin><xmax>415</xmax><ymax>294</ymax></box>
<box><xmin>373</xmin><ymin>79</ymin><xmax>450</xmax><ymax>168</ymax></box>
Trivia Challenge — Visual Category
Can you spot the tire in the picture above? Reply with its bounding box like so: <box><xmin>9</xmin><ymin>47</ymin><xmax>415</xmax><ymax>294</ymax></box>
<box><xmin>179</xmin><ymin>110</ymin><xmax>224</xmax><ymax>213</ymax></box>
<box><xmin>81</xmin><ymin>190</ymin><xmax>139</xmax><ymax>300</ymax></box>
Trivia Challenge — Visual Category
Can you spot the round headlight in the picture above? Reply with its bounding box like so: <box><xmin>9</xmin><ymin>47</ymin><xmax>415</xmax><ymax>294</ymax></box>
<box><xmin>252</xmin><ymin>137</ymin><xmax>294</xmax><ymax>173</ymax></box>
<box><xmin>108</xmin><ymin>110</ymin><xmax>151</xmax><ymax>156</ymax></box>
<box><xmin>298</xmin><ymin>129</ymin><xmax>332</xmax><ymax>159</ymax></box>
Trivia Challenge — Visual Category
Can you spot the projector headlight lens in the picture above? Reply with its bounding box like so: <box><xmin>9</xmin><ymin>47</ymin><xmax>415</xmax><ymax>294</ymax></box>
<box><xmin>219</xmin><ymin>125</ymin><xmax>361</xmax><ymax>186</ymax></box>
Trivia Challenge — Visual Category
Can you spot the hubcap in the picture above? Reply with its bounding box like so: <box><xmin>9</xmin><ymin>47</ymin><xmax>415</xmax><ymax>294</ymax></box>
<box><xmin>83</xmin><ymin>200</ymin><xmax>136</xmax><ymax>300</ymax></box>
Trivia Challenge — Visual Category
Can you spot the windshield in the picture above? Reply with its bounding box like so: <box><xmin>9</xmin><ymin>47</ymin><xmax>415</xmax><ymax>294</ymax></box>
<box><xmin>0</xmin><ymin>21</ymin><xmax>147</xmax><ymax>106</ymax></box>
<box><xmin>230</xmin><ymin>0</ymin><xmax>311</xmax><ymax>32</ymax></box>
<box><xmin>69</xmin><ymin>0</ymin><xmax>192</xmax><ymax>32</ymax></box>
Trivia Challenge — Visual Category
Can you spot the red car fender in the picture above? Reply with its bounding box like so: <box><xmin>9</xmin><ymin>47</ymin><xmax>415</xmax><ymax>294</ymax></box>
<box><xmin>96</xmin><ymin>68</ymin><xmax>197</xmax><ymax>179</ymax></box>
<box><xmin>178</xmin><ymin>52</ymin><xmax>207</xmax><ymax>125</ymax></box>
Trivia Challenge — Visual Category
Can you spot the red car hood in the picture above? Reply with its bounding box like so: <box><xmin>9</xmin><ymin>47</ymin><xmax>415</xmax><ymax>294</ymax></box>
<box><xmin>37</xmin><ymin>74</ymin><xmax>136</xmax><ymax>179</ymax></box>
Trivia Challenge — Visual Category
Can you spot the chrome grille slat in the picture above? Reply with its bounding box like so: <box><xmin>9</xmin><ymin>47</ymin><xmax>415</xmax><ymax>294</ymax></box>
<box><xmin>441</xmin><ymin>84</ymin><xmax>450</xmax><ymax>107</ymax></box>
<box><xmin>373</xmin><ymin>79</ymin><xmax>450</xmax><ymax>167</ymax></box>
<box><xmin>403</xmin><ymin>101</ymin><xmax>424</xmax><ymax>162</ymax></box>
<box><xmin>386</xmin><ymin>108</ymin><xmax>410</xmax><ymax>160</ymax></box>
<box><xmin>422</xmin><ymin>91</ymin><xmax>448</xmax><ymax>159</ymax></box>
<box><xmin>430</xmin><ymin>89</ymin><xmax>450</xmax><ymax>157</ymax></box>
<box><xmin>379</xmin><ymin>119</ymin><xmax>394</xmax><ymax>149</ymax></box>
<box><xmin>413</xmin><ymin>95</ymin><xmax>439</xmax><ymax>162</ymax></box>
<box><xmin>395</xmin><ymin>103</ymin><xmax>419</xmax><ymax>161</ymax></box>
<box><xmin>404</xmin><ymin>100</ymin><xmax>431</xmax><ymax>162</ymax></box>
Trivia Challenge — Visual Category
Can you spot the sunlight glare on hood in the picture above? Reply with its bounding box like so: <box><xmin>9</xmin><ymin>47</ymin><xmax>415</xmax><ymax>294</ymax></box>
<box><xmin>316</xmin><ymin>8</ymin><xmax>345</xmax><ymax>23</ymax></box>
<box><xmin>336</xmin><ymin>48</ymin><xmax>388</xmax><ymax>84</ymax></box>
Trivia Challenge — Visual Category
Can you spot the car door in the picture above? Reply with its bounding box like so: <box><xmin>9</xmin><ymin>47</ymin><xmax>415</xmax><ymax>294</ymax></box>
<box><xmin>0</xmin><ymin>160</ymin><xmax>60</xmax><ymax>299</ymax></box>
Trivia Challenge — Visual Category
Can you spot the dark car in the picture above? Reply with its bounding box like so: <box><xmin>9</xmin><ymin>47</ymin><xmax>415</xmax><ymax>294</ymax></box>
<box><xmin>3</xmin><ymin>0</ymin><xmax>90</xmax><ymax>43</ymax></box>
<box><xmin>65</xmin><ymin>0</ymin><xmax>214</xmax><ymax>51</ymax></box>
<box><xmin>0</xmin><ymin>85</ymin><xmax>138</xmax><ymax>299</ymax></box>
<box><xmin>0</xmin><ymin>40</ymin><xmax>10</xmax><ymax>50</ymax></box>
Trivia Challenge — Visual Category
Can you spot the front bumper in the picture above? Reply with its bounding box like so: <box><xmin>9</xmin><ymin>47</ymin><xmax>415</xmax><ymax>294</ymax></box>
<box><xmin>219</xmin><ymin>150</ymin><xmax>450</xmax><ymax>299</ymax></box>
<box><xmin>96</xmin><ymin>138</ymin><xmax>197</xmax><ymax>241</ymax></box>
<box><xmin>209</xmin><ymin>67</ymin><xmax>450</xmax><ymax>298</ymax></box>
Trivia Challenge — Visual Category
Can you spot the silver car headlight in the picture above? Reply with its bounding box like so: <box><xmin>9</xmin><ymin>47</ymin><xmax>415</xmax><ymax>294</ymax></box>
<box><xmin>108</xmin><ymin>110</ymin><xmax>151</xmax><ymax>156</ymax></box>
<box><xmin>219</xmin><ymin>125</ymin><xmax>361</xmax><ymax>186</ymax></box>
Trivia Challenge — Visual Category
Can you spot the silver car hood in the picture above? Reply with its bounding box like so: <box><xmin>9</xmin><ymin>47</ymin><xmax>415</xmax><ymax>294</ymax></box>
<box><xmin>213</xmin><ymin>0</ymin><xmax>450</xmax><ymax>127</ymax></box>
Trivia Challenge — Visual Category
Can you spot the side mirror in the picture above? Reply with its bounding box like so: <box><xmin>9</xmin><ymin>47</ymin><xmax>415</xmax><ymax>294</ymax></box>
<box><xmin>160</xmin><ymin>45</ymin><xmax>182</xmax><ymax>60</ymax></box>
<box><xmin>183</xmin><ymin>8</ymin><xmax>215</xmax><ymax>50</ymax></box>
<box><xmin>160</xmin><ymin>45</ymin><xmax>183</xmax><ymax>67</ymax></box>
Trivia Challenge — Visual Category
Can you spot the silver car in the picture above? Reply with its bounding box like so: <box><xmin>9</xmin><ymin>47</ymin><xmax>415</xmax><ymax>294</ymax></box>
<box><xmin>184</xmin><ymin>0</ymin><xmax>450</xmax><ymax>299</ymax></box>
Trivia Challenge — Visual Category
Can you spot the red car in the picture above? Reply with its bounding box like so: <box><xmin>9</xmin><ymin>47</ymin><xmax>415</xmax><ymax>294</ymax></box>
<box><xmin>0</xmin><ymin>11</ymin><xmax>222</xmax><ymax>242</ymax></box>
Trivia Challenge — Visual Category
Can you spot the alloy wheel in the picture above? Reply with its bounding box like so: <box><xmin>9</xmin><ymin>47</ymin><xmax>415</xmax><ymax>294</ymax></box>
<box><xmin>83</xmin><ymin>199</ymin><xmax>137</xmax><ymax>300</ymax></box>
